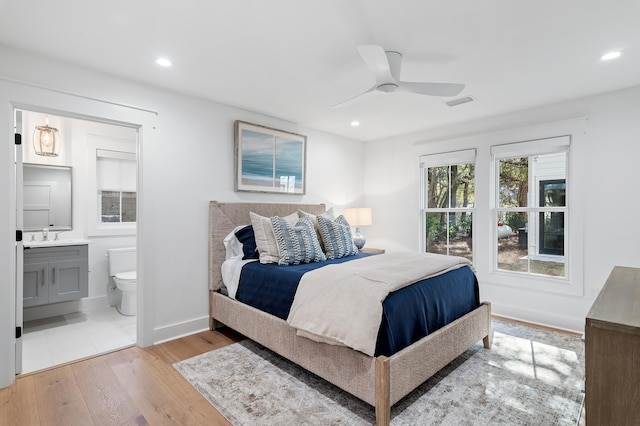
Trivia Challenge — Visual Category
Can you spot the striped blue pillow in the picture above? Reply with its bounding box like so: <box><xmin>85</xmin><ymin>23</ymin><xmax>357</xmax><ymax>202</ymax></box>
<box><xmin>317</xmin><ymin>215</ymin><xmax>358</xmax><ymax>259</ymax></box>
<box><xmin>271</xmin><ymin>215</ymin><xmax>327</xmax><ymax>265</ymax></box>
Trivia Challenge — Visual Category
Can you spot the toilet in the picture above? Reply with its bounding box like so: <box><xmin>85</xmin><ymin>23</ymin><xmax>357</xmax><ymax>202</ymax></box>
<box><xmin>107</xmin><ymin>247</ymin><xmax>137</xmax><ymax>316</ymax></box>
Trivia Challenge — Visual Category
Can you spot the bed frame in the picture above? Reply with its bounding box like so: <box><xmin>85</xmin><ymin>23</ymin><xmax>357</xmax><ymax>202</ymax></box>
<box><xmin>208</xmin><ymin>201</ymin><xmax>491</xmax><ymax>426</ymax></box>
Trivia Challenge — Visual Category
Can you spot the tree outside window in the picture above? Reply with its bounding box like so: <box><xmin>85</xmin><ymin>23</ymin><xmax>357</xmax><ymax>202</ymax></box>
<box><xmin>424</xmin><ymin>162</ymin><xmax>475</xmax><ymax>261</ymax></box>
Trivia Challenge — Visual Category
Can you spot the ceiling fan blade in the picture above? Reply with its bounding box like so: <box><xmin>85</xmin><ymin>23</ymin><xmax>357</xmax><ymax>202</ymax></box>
<box><xmin>357</xmin><ymin>45</ymin><xmax>394</xmax><ymax>83</ymax></box>
<box><xmin>332</xmin><ymin>84</ymin><xmax>377</xmax><ymax>108</ymax></box>
<box><xmin>398</xmin><ymin>81</ymin><xmax>465</xmax><ymax>97</ymax></box>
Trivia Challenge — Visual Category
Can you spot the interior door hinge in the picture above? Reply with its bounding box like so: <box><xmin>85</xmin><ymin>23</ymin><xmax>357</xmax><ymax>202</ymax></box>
<box><xmin>15</xmin><ymin>133</ymin><xmax>21</xmax><ymax>145</ymax></box>
<box><xmin>16</xmin><ymin>230</ymin><xmax>22</xmax><ymax>242</ymax></box>
<box><xmin>16</xmin><ymin>327</ymin><xmax>22</xmax><ymax>339</ymax></box>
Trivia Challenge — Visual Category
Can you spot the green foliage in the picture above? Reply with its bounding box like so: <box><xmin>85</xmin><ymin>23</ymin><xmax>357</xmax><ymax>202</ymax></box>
<box><xmin>450</xmin><ymin>214</ymin><xmax>472</xmax><ymax>239</ymax></box>
<box><xmin>426</xmin><ymin>213</ymin><xmax>447</xmax><ymax>242</ymax></box>
<box><xmin>504</xmin><ymin>212</ymin><xmax>527</xmax><ymax>230</ymax></box>
<box><xmin>426</xmin><ymin>213</ymin><xmax>472</xmax><ymax>243</ymax></box>
<box><xmin>499</xmin><ymin>157</ymin><xmax>528</xmax><ymax>207</ymax></box>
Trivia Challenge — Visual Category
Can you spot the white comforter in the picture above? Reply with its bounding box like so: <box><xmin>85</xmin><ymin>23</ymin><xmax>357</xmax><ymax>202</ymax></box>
<box><xmin>286</xmin><ymin>251</ymin><xmax>472</xmax><ymax>356</ymax></box>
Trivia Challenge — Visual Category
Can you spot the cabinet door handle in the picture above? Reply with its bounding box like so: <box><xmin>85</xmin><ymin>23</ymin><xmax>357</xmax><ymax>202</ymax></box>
<box><xmin>41</xmin><ymin>268</ymin><xmax>46</xmax><ymax>286</ymax></box>
<box><xmin>52</xmin><ymin>268</ymin><xmax>56</xmax><ymax>284</ymax></box>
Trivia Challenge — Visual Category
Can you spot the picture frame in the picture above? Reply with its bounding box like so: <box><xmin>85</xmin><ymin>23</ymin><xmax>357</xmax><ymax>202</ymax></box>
<box><xmin>234</xmin><ymin>120</ymin><xmax>307</xmax><ymax>194</ymax></box>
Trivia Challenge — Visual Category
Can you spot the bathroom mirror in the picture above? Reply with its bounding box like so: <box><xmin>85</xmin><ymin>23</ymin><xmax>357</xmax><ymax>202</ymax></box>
<box><xmin>23</xmin><ymin>164</ymin><xmax>72</xmax><ymax>231</ymax></box>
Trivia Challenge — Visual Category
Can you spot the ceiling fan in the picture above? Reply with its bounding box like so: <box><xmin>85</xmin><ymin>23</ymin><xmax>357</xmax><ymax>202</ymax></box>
<box><xmin>334</xmin><ymin>45</ymin><xmax>465</xmax><ymax>107</ymax></box>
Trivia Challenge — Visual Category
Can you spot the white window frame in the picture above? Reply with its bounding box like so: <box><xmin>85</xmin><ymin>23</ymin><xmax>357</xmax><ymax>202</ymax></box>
<box><xmin>87</xmin><ymin>135</ymin><xmax>137</xmax><ymax>236</ymax></box>
<box><xmin>420</xmin><ymin>149</ymin><xmax>476</xmax><ymax>263</ymax></box>
<box><xmin>491</xmin><ymin>136</ymin><xmax>570</xmax><ymax>280</ymax></box>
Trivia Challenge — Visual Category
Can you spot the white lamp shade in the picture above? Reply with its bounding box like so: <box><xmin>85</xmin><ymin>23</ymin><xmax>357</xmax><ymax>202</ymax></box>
<box><xmin>343</xmin><ymin>207</ymin><xmax>372</xmax><ymax>227</ymax></box>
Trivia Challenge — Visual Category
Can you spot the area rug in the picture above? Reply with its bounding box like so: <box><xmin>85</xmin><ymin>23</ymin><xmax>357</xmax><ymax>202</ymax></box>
<box><xmin>174</xmin><ymin>319</ymin><xmax>584</xmax><ymax>425</ymax></box>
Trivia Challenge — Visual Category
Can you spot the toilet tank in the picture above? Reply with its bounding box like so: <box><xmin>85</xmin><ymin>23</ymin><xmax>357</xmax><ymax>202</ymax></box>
<box><xmin>107</xmin><ymin>247</ymin><xmax>136</xmax><ymax>276</ymax></box>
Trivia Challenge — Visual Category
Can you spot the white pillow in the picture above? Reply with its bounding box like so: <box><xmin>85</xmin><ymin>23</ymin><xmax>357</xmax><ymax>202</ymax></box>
<box><xmin>223</xmin><ymin>225</ymin><xmax>247</xmax><ymax>260</ymax></box>
<box><xmin>249</xmin><ymin>211</ymin><xmax>299</xmax><ymax>264</ymax></box>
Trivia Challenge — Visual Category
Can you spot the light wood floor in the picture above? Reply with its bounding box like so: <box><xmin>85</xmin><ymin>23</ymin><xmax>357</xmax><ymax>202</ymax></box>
<box><xmin>1</xmin><ymin>318</ymin><xmax>583</xmax><ymax>426</ymax></box>
<box><xmin>0</xmin><ymin>328</ymin><xmax>244</xmax><ymax>426</ymax></box>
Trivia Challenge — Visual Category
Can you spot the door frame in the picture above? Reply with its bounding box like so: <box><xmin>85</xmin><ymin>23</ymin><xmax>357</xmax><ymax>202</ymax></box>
<box><xmin>14</xmin><ymin>107</ymin><xmax>141</xmax><ymax>374</ymax></box>
<box><xmin>1</xmin><ymin>79</ymin><xmax>157</xmax><ymax>388</ymax></box>
<box><xmin>14</xmin><ymin>109</ymin><xmax>24</xmax><ymax>374</ymax></box>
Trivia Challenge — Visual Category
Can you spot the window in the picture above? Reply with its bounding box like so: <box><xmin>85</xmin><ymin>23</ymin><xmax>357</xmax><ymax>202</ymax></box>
<box><xmin>421</xmin><ymin>149</ymin><xmax>475</xmax><ymax>262</ymax></box>
<box><xmin>492</xmin><ymin>136</ymin><xmax>569</xmax><ymax>278</ymax></box>
<box><xmin>97</xmin><ymin>149</ymin><xmax>137</xmax><ymax>224</ymax></box>
<box><xmin>101</xmin><ymin>191</ymin><xmax>136</xmax><ymax>223</ymax></box>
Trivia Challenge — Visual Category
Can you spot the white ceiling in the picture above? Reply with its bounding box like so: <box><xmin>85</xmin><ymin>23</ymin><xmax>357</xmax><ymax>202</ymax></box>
<box><xmin>1</xmin><ymin>0</ymin><xmax>639</xmax><ymax>141</ymax></box>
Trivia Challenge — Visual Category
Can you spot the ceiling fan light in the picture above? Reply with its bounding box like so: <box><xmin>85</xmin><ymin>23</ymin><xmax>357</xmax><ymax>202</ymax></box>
<box><xmin>446</xmin><ymin>96</ymin><xmax>476</xmax><ymax>107</ymax></box>
<box><xmin>377</xmin><ymin>83</ymin><xmax>399</xmax><ymax>93</ymax></box>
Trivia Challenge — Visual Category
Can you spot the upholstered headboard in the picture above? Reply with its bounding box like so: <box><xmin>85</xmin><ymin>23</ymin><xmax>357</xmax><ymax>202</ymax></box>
<box><xmin>208</xmin><ymin>201</ymin><xmax>327</xmax><ymax>291</ymax></box>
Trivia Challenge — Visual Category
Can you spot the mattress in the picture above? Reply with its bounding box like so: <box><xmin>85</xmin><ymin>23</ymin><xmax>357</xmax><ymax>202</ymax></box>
<box><xmin>234</xmin><ymin>253</ymin><xmax>479</xmax><ymax>356</ymax></box>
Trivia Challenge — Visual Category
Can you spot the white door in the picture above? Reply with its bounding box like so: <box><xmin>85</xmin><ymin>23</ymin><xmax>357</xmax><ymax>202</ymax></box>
<box><xmin>15</xmin><ymin>109</ymin><xmax>24</xmax><ymax>374</ymax></box>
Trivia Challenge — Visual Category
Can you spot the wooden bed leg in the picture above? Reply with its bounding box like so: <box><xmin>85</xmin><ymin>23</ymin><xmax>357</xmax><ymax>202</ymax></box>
<box><xmin>209</xmin><ymin>317</ymin><xmax>220</xmax><ymax>330</ymax></box>
<box><xmin>483</xmin><ymin>335</ymin><xmax>492</xmax><ymax>349</ymax></box>
<box><xmin>482</xmin><ymin>301</ymin><xmax>492</xmax><ymax>348</ymax></box>
<box><xmin>375</xmin><ymin>356</ymin><xmax>391</xmax><ymax>426</ymax></box>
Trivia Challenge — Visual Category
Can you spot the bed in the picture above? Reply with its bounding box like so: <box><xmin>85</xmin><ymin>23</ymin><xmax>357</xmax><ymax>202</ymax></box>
<box><xmin>208</xmin><ymin>201</ymin><xmax>491</xmax><ymax>426</ymax></box>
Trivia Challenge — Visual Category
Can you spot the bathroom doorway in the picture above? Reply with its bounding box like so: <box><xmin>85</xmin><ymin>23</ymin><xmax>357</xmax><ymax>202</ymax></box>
<box><xmin>16</xmin><ymin>108</ymin><xmax>139</xmax><ymax>374</ymax></box>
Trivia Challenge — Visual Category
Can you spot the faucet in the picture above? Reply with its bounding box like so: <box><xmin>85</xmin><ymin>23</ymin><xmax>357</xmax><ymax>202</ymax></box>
<box><xmin>42</xmin><ymin>228</ymin><xmax>49</xmax><ymax>242</ymax></box>
<box><xmin>54</xmin><ymin>232</ymin><xmax>63</xmax><ymax>241</ymax></box>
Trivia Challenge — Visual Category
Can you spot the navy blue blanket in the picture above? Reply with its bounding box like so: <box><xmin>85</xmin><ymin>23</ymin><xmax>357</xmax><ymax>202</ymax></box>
<box><xmin>236</xmin><ymin>253</ymin><xmax>479</xmax><ymax>356</ymax></box>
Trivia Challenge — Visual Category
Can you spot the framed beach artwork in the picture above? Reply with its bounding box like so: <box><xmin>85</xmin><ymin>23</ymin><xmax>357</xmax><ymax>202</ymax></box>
<box><xmin>234</xmin><ymin>121</ymin><xmax>307</xmax><ymax>194</ymax></box>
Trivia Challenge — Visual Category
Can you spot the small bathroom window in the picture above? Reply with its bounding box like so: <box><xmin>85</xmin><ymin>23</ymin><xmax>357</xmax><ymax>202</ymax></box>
<box><xmin>97</xmin><ymin>149</ymin><xmax>137</xmax><ymax>224</ymax></box>
<box><xmin>101</xmin><ymin>190</ymin><xmax>136</xmax><ymax>223</ymax></box>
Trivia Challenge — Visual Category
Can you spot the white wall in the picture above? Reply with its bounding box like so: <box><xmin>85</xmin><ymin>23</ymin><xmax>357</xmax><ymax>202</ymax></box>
<box><xmin>0</xmin><ymin>45</ymin><xmax>365</xmax><ymax>388</ymax></box>
<box><xmin>365</xmin><ymin>85</ymin><xmax>640</xmax><ymax>333</ymax></box>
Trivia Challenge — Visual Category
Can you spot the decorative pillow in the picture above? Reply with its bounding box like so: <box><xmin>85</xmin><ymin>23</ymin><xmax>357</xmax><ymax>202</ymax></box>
<box><xmin>297</xmin><ymin>207</ymin><xmax>334</xmax><ymax>249</ymax></box>
<box><xmin>271</xmin><ymin>215</ymin><xmax>326</xmax><ymax>265</ymax></box>
<box><xmin>250</xmin><ymin>211</ymin><xmax>299</xmax><ymax>264</ymax></box>
<box><xmin>223</xmin><ymin>225</ymin><xmax>246</xmax><ymax>260</ymax></box>
<box><xmin>317</xmin><ymin>214</ymin><xmax>359</xmax><ymax>260</ymax></box>
<box><xmin>234</xmin><ymin>225</ymin><xmax>259</xmax><ymax>260</ymax></box>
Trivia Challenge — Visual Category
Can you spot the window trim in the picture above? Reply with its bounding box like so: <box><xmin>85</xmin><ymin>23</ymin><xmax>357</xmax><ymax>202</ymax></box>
<box><xmin>417</xmin><ymin>117</ymin><xmax>586</xmax><ymax>298</ymax></box>
<box><xmin>491</xmin><ymin>136</ymin><xmax>570</xmax><ymax>281</ymax></box>
<box><xmin>420</xmin><ymin>149</ymin><xmax>476</xmax><ymax>263</ymax></box>
<box><xmin>87</xmin><ymin>135</ymin><xmax>137</xmax><ymax>236</ymax></box>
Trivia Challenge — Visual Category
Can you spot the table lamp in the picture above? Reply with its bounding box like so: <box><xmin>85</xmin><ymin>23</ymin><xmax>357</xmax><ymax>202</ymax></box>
<box><xmin>343</xmin><ymin>207</ymin><xmax>372</xmax><ymax>249</ymax></box>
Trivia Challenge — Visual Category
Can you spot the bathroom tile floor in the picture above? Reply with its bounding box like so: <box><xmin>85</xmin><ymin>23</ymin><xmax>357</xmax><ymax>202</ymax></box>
<box><xmin>21</xmin><ymin>306</ymin><xmax>136</xmax><ymax>374</ymax></box>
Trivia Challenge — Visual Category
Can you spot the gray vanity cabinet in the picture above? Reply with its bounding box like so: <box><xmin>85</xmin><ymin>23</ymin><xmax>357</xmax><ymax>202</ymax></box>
<box><xmin>23</xmin><ymin>245</ymin><xmax>89</xmax><ymax>307</ymax></box>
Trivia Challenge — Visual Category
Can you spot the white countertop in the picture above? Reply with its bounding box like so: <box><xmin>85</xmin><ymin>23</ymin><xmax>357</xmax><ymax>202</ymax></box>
<box><xmin>23</xmin><ymin>239</ymin><xmax>92</xmax><ymax>248</ymax></box>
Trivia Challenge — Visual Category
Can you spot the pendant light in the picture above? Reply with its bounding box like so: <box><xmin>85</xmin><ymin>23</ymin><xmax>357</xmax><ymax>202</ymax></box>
<box><xmin>33</xmin><ymin>115</ymin><xmax>60</xmax><ymax>157</ymax></box>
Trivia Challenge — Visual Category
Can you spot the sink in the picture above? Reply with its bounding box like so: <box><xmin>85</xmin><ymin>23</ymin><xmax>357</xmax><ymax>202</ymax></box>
<box><xmin>24</xmin><ymin>239</ymin><xmax>92</xmax><ymax>248</ymax></box>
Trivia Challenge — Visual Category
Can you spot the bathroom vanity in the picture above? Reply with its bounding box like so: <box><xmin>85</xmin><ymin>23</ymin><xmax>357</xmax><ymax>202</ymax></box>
<box><xmin>23</xmin><ymin>241</ymin><xmax>89</xmax><ymax>307</ymax></box>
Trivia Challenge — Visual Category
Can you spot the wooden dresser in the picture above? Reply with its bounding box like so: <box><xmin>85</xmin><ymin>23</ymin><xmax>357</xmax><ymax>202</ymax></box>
<box><xmin>585</xmin><ymin>266</ymin><xmax>640</xmax><ymax>425</ymax></box>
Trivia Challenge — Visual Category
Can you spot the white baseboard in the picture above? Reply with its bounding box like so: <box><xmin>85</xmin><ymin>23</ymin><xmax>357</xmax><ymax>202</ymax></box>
<box><xmin>491</xmin><ymin>302</ymin><xmax>584</xmax><ymax>334</ymax></box>
<box><xmin>152</xmin><ymin>315</ymin><xmax>210</xmax><ymax>344</ymax></box>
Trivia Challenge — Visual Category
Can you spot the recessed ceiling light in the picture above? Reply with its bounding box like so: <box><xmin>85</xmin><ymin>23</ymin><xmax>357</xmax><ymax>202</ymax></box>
<box><xmin>350</xmin><ymin>121</ymin><xmax>360</xmax><ymax>127</ymax></box>
<box><xmin>156</xmin><ymin>57</ymin><xmax>173</xmax><ymax>67</ymax></box>
<box><xmin>601</xmin><ymin>51</ymin><xmax>622</xmax><ymax>61</ymax></box>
